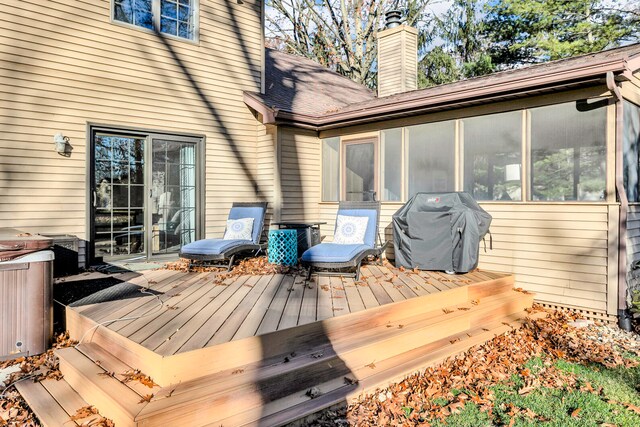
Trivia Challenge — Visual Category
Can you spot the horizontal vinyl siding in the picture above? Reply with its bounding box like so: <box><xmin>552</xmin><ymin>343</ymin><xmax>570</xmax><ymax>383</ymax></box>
<box><xmin>627</xmin><ymin>206</ymin><xmax>640</xmax><ymax>262</ymax></box>
<box><xmin>256</xmin><ymin>124</ymin><xmax>276</xmax><ymax>234</ymax></box>
<box><xmin>479</xmin><ymin>204</ymin><xmax>611</xmax><ymax>312</ymax></box>
<box><xmin>278</xmin><ymin>128</ymin><xmax>320</xmax><ymax>223</ymax></box>
<box><xmin>316</xmin><ymin>202</ymin><xmax>613</xmax><ymax>313</ymax></box>
<box><xmin>0</xmin><ymin>0</ymin><xmax>264</xmax><ymax>241</ymax></box>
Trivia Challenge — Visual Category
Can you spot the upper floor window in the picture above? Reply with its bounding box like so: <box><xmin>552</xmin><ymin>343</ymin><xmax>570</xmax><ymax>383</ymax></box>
<box><xmin>113</xmin><ymin>0</ymin><xmax>197</xmax><ymax>41</ymax></box>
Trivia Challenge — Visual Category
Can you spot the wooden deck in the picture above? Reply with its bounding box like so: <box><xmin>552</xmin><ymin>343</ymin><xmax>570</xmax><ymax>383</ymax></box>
<box><xmin>68</xmin><ymin>265</ymin><xmax>510</xmax><ymax>358</ymax></box>
<box><xmin>22</xmin><ymin>263</ymin><xmax>532</xmax><ymax>427</ymax></box>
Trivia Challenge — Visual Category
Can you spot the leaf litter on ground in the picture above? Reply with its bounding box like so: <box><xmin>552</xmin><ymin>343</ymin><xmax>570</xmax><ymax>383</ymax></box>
<box><xmin>304</xmin><ymin>305</ymin><xmax>640</xmax><ymax>426</ymax></box>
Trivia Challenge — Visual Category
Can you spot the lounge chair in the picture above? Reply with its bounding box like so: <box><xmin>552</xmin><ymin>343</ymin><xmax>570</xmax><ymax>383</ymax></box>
<box><xmin>301</xmin><ymin>201</ymin><xmax>387</xmax><ymax>281</ymax></box>
<box><xmin>179</xmin><ymin>202</ymin><xmax>268</xmax><ymax>270</ymax></box>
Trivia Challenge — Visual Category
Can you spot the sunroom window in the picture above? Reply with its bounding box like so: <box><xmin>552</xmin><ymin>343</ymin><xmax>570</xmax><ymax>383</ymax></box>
<box><xmin>463</xmin><ymin>111</ymin><xmax>522</xmax><ymax>201</ymax></box>
<box><xmin>113</xmin><ymin>0</ymin><xmax>197</xmax><ymax>41</ymax></box>
<box><xmin>322</xmin><ymin>138</ymin><xmax>340</xmax><ymax>202</ymax></box>
<box><xmin>530</xmin><ymin>100</ymin><xmax>607</xmax><ymax>201</ymax></box>
<box><xmin>624</xmin><ymin>100</ymin><xmax>640</xmax><ymax>202</ymax></box>
<box><xmin>381</xmin><ymin>129</ymin><xmax>402</xmax><ymax>201</ymax></box>
<box><xmin>406</xmin><ymin>121</ymin><xmax>455</xmax><ymax>197</ymax></box>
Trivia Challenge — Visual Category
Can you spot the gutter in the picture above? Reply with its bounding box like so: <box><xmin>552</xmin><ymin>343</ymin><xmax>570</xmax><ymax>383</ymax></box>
<box><xmin>607</xmin><ymin>71</ymin><xmax>632</xmax><ymax>331</ymax></box>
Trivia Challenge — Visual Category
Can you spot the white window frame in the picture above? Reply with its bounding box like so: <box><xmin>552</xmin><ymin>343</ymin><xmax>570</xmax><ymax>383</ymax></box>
<box><xmin>110</xmin><ymin>0</ymin><xmax>200</xmax><ymax>43</ymax></box>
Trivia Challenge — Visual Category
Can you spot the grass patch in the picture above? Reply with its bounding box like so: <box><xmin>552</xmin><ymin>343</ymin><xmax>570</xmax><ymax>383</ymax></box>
<box><xmin>556</xmin><ymin>359</ymin><xmax>640</xmax><ymax>407</ymax></box>
<box><xmin>414</xmin><ymin>357</ymin><xmax>640</xmax><ymax>426</ymax></box>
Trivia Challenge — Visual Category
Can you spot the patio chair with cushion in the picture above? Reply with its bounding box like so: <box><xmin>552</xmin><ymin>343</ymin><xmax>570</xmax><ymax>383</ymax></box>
<box><xmin>301</xmin><ymin>201</ymin><xmax>387</xmax><ymax>281</ymax></box>
<box><xmin>179</xmin><ymin>202</ymin><xmax>268</xmax><ymax>270</ymax></box>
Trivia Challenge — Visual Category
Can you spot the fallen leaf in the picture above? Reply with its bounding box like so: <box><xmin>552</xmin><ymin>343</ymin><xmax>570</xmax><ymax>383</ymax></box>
<box><xmin>138</xmin><ymin>394</ymin><xmax>154</xmax><ymax>403</ymax></box>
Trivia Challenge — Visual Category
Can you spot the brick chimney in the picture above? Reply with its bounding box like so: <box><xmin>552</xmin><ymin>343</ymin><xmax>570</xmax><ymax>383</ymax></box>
<box><xmin>376</xmin><ymin>10</ymin><xmax>418</xmax><ymax>97</ymax></box>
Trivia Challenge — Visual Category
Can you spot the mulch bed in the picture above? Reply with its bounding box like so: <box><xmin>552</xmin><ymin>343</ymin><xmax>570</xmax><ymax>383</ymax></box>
<box><xmin>306</xmin><ymin>305</ymin><xmax>640</xmax><ymax>426</ymax></box>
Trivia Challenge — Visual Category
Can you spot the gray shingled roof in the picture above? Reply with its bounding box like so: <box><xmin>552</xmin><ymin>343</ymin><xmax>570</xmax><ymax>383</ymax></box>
<box><xmin>250</xmin><ymin>49</ymin><xmax>375</xmax><ymax>116</ymax></box>
<box><xmin>247</xmin><ymin>43</ymin><xmax>640</xmax><ymax>128</ymax></box>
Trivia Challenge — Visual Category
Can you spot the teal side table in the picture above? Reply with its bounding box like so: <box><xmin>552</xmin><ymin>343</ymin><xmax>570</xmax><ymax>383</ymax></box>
<box><xmin>268</xmin><ymin>229</ymin><xmax>298</xmax><ymax>266</ymax></box>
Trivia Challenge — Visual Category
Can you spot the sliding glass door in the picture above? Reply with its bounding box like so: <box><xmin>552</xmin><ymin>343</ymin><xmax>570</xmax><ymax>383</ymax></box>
<box><xmin>91</xmin><ymin>130</ymin><xmax>200</xmax><ymax>263</ymax></box>
<box><xmin>151</xmin><ymin>139</ymin><xmax>197</xmax><ymax>255</ymax></box>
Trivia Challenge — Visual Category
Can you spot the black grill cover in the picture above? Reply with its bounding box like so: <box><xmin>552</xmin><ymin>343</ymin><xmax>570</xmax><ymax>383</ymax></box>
<box><xmin>392</xmin><ymin>192</ymin><xmax>491</xmax><ymax>273</ymax></box>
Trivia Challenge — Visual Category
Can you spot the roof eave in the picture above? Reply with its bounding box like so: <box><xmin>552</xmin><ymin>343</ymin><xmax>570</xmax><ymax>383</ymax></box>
<box><xmin>313</xmin><ymin>58</ymin><xmax>628</xmax><ymax>130</ymax></box>
<box><xmin>243</xmin><ymin>92</ymin><xmax>278</xmax><ymax>124</ymax></box>
<box><xmin>249</xmin><ymin>55</ymin><xmax>633</xmax><ymax>131</ymax></box>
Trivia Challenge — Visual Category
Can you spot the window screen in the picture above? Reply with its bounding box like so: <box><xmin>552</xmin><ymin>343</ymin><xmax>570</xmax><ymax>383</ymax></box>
<box><xmin>322</xmin><ymin>137</ymin><xmax>340</xmax><ymax>201</ymax></box>
<box><xmin>463</xmin><ymin>111</ymin><xmax>522</xmax><ymax>201</ymax></box>
<box><xmin>530</xmin><ymin>100</ymin><xmax>607</xmax><ymax>201</ymax></box>
<box><xmin>381</xmin><ymin>128</ymin><xmax>402</xmax><ymax>201</ymax></box>
<box><xmin>624</xmin><ymin>100</ymin><xmax>640</xmax><ymax>202</ymax></box>
<box><xmin>406</xmin><ymin>121</ymin><xmax>455</xmax><ymax>197</ymax></box>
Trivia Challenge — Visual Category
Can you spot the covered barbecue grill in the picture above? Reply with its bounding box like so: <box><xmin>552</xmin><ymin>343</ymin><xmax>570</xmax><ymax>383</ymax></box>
<box><xmin>392</xmin><ymin>192</ymin><xmax>491</xmax><ymax>273</ymax></box>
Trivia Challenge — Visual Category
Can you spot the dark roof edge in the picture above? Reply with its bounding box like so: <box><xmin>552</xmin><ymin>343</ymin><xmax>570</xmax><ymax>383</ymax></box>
<box><xmin>243</xmin><ymin>92</ymin><xmax>277</xmax><ymax>124</ymax></box>
<box><xmin>247</xmin><ymin>55</ymin><xmax>635</xmax><ymax>131</ymax></box>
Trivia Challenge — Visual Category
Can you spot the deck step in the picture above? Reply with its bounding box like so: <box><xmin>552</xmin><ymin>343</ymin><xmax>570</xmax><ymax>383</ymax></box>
<box><xmin>134</xmin><ymin>291</ymin><xmax>533</xmax><ymax>426</ymax></box>
<box><xmin>15</xmin><ymin>377</ymin><xmax>103</xmax><ymax>427</ymax></box>
<box><xmin>77</xmin><ymin>342</ymin><xmax>162</xmax><ymax>398</ymax></box>
<box><xmin>56</xmin><ymin>347</ymin><xmax>148</xmax><ymax>427</ymax></box>
<box><xmin>215</xmin><ymin>311</ymin><xmax>530</xmax><ymax>427</ymax></box>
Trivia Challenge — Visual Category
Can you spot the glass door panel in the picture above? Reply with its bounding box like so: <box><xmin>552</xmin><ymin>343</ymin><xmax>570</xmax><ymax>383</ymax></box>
<box><xmin>93</xmin><ymin>134</ymin><xmax>146</xmax><ymax>260</ymax></box>
<box><xmin>344</xmin><ymin>141</ymin><xmax>376</xmax><ymax>201</ymax></box>
<box><xmin>151</xmin><ymin>139</ymin><xmax>197</xmax><ymax>254</ymax></box>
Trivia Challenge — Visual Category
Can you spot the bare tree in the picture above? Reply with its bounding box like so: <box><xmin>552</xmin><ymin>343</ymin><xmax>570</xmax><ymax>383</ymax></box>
<box><xmin>266</xmin><ymin>0</ymin><xmax>434</xmax><ymax>88</ymax></box>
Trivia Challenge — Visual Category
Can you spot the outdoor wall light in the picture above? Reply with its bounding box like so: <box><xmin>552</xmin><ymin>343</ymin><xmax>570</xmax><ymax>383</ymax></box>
<box><xmin>53</xmin><ymin>132</ymin><xmax>70</xmax><ymax>156</ymax></box>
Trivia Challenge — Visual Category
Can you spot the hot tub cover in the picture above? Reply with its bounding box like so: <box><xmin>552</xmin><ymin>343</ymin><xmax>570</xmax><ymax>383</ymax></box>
<box><xmin>392</xmin><ymin>192</ymin><xmax>491</xmax><ymax>273</ymax></box>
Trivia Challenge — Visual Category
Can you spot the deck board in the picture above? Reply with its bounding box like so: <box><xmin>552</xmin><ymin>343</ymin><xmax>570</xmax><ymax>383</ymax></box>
<box><xmin>154</xmin><ymin>276</ymin><xmax>250</xmax><ymax>355</ymax></box>
<box><xmin>232</xmin><ymin>274</ymin><xmax>286</xmax><ymax>341</ymax></box>
<box><xmin>316</xmin><ymin>276</ymin><xmax>334</xmax><ymax>321</ymax></box>
<box><xmin>256</xmin><ymin>275</ymin><xmax>295</xmax><ymax>335</ymax></box>
<box><xmin>297</xmin><ymin>279</ymin><xmax>318</xmax><ymax>324</ymax></box>
<box><xmin>208</xmin><ymin>274</ymin><xmax>275</xmax><ymax>346</ymax></box>
<box><xmin>329</xmin><ymin>277</ymin><xmax>350</xmax><ymax>316</ymax></box>
<box><xmin>67</xmin><ymin>265</ymin><xmax>513</xmax><ymax>358</ymax></box>
<box><xmin>180</xmin><ymin>275</ymin><xmax>255</xmax><ymax>353</ymax></box>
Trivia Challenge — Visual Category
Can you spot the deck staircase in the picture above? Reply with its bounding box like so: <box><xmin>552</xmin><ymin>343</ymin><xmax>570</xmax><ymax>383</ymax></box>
<box><xmin>17</xmin><ymin>275</ymin><xmax>533</xmax><ymax>427</ymax></box>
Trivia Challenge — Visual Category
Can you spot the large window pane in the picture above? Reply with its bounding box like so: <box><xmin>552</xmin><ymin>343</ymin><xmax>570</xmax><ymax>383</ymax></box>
<box><xmin>406</xmin><ymin>121</ymin><xmax>455</xmax><ymax>197</ymax></box>
<box><xmin>345</xmin><ymin>142</ymin><xmax>376</xmax><ymax>201</ymax></box>
<box><xmin>624</xmin><ymin>100</ymin><xmax>640</xmax><ymax>202</ymax></box>
<box><xmin>322</xmin><ymin>138</ymin><xmax>340</xmax><ymax>201</ymax></box>
<box><xmin>114</xmin><ymin>0</ymin><xmax>153</xmax><ymax>29</ymax></box>
<box><xmin>530</xmin><ymin>100</ymin><xmax>607</xmax><ymax>201</ymax></box>
<box><xmin>381</xmin><ymin>128</ymin><xmax>402</xmax><ymax>201</ymax></box>
<box><xmin>463</xmin><ymin>111</ymin><xmax>522</xmax><ymax>201</ymax></box>
<box><xmin>161</xmin><ymin>0</ymin><xmax>195</xmax><ymax>39</ymax></box>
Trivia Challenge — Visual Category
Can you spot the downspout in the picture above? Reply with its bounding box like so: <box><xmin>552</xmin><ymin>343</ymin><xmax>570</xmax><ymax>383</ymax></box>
<box><xmin>607</xmin><ymin>71</ymin><xmax>632</xmax><ymax>330</ymax></box>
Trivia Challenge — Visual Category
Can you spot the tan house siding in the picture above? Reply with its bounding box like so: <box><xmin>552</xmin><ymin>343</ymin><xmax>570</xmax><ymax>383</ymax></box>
<box><xmin>256</xmin><ymin>123</ymin><xmax>277</xmax><ymax>232</ymax></box>
<box><xmin>376</xmin><ymin>25</ymin><xmax>418</xmax><ymax>98</ymax></box>
<box><xmin>0</xmin><ymin>0</ymin><xmax>263</xmax><ymax>241</ymax></box>
<box><xmin>277</xmin><ymin>127</ymin><xmax>320</xmax><ymax>223</ymax></box>
<box><xmin>627</xmin><ymin>205</ymin><xmax>640</xmax><ymax>271</ymax></box>
<box><xmin>315</xmin><ymin>202</ymin><xmax>616</xmax><ymax>314</ymax></box>
<box><xmin>478</xmin><ymin>203</ymin><xmax>612</xmax><ymax>313</ymax></box>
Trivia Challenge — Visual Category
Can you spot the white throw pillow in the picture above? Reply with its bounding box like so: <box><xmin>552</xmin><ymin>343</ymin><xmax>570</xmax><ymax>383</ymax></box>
<box><xmin>223</xmin><ymin>218</ymin><xmax>254</xmax><ymax>240</ymax></box>
<box><xmin>333</xmin><ymin>215</ymin><xmax>369</xmax><ymax>245</ymax></box>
